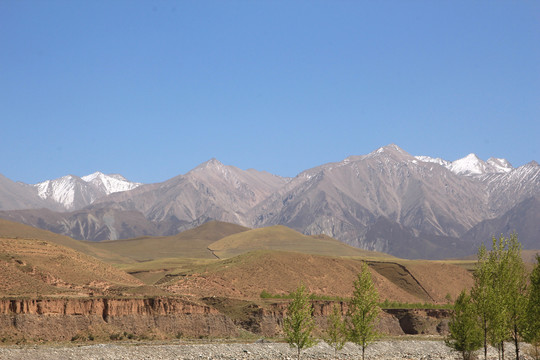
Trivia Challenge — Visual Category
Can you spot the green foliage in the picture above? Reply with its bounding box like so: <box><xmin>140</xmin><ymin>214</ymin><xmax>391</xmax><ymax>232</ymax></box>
<box><xmin>497</xmin><ymin>234</ymin><xmax>527</xmax><ymax>360</ymax></box>
<box><xmin>446</xmin><ymin>290</ymin><xmax>483</xmax><ymax>360</ymax></box>
<box><xmin>347</xmin><ymin>262</ymin><xmax>380</xmax><ymax>360</ymax></box>
<box><xmin>471</xmin><ymin>242</ymin><xmax>493</xmax><ymax>360</ymax></box>
<box><xmin>260</xmin><ymin>289</ymin><xmax>274</xmax><ymax>299</ymax></box>
<box><xmin>260</xmin><ymin>289</ymin><xmax>347</xmax><ymax>302</ymax></box>
<box><xmin>525</xmin><ymin>255</ymin><xmax>540</xmax><ymax>359</ymax></box>
<box><xmin>470</xmin><ymin>234</ymin><xmax>528</xmax><ymax>360</ymax></box>
<box><xmin>379</xmin><ymin>299</ymin><xmax>452</xmax><ymax>310</ymax></box>
<box><xmin>324</xmin><ymin>304</ymin><xmax>347</xmax><ymax>358</ymax></box>
<box><xmin>283</xmin><ymin>284</ymin><xmax>317</xmax><ymax>360</ymax></box>
<box><xmin>261</xmin><ymin>291</ymin><xmax>449</xmax><ymax>309</ymax></box>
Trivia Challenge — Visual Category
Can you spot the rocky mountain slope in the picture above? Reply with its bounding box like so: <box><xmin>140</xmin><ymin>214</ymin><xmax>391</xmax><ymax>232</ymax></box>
<box><xmin>1</xmin><ymin>145</ymin><xmax>539</xmax><ymax>259</ymax></box>
<box><xmin>89</xmin><ymin>159</ymin><xmax>290</xmax><ymax>233</ymax></box>
<box><xmin>0</xmin><ymin>174</ymin><xmax>60</xmax><ymax>211</ymax></box>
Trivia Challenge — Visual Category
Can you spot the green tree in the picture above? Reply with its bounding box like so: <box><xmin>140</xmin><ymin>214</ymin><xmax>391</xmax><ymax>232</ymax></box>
<box><xmin>446</xmin><ymin>290</ymin><xmax>483</xmax><ymax>360</ymax></box>
<box><xmin>471</xmin><ymin>243</ymin><xmax>495</xmax><ymax>360</ymax></box>
<box><xmin>471</xmin><ymin>234</ymin><xmax>528</xmax><ymax>360</ymax></box>
<box><xmin>524</xmin><ymin>255</ymin><xmax>540</xmax><ymax>360</ymax></box>
<box><xmin>324</xmin><ymin>304</ymin><xmax>347</xmax><ymax>359</ymax></box>
<box><xmin>347</xmin><ymin>262</ymin><xmax>380</xmax><ymax>360</ymax></box>
<box><xmin>501</xmin><ymin>234</ymin><xmax>527</xmax><ymax>360</ymax></box>
<box><xmin>283</xmin><ymin>284</ymin><xmax>317</xmax><ymax>360</ymax></box>
<box><xmin>487</xmin><ymin>237</ymin><xmax>511</xmax><ymax>360</ymax></box>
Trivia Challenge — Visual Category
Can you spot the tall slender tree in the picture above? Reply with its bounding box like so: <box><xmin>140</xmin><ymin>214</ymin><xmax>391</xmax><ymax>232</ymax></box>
<box><xmin>471</xmin><ymin>243</ymin><xmax>495</xmax><ymax>360</ymax></box>
<box><xmin>283</xmin><ymin>284</ymin><xmax>316</xmax><ymax>360</ymax></box>
<box><xmin>324</xmin><ymin>304</ymin><xmax>347</xmax><ymax>359</ymax></box>
<box><xmin>525</xmin><ymin>255</ymin><xmax>540</xmax><ymax>360</ymax></box>
<box><xmin>471</xmin><ymin>235</ymin><xmax>528</xmax><ymax>360</ymax></box>
<box><xmin>487</xmin><ymin>237</ymin><xmax>510</xmax><ymax>360</ymax></box>
<box><xmin>347</xmin><ymin>262</ymin><xmax>380</xmax><ymax>360</ymax></box>
<box><xmin>446</xmin><ymin>290</ymin><xmax>483</xmax><ymax>360</ymax></box>
<box><xmin>503</xmin><ymin>234</ymin><xmax>527</xmax><ymax>360</ymax></box>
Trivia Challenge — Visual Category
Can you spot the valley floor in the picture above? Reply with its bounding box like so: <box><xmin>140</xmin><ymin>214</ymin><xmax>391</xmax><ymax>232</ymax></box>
<box><xmin>0</xmin><ymin>339</ymin><xmax>535</xmax><ymax>360</ymax></box>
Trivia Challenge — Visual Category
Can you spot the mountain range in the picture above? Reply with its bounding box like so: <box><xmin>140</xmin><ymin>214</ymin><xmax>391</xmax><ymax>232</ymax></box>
<box><xmin>1</xmin><ymin>144</ymin><xmax>538</xmax><ymax>259</ymax></box>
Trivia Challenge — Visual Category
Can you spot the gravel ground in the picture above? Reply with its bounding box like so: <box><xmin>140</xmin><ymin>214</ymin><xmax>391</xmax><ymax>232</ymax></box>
<box><xmin>0</xmin><ymin>340</ymin><xmax>534</xmax><ymax>360</ymax></box>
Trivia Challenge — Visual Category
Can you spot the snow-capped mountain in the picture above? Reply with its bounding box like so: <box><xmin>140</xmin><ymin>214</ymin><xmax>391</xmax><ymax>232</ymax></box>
<box><xmin>81</xmin><ymin>172</ymin><xmax>141</xmax><ymax>195</ymax></box>
<box><xmin>1</xmin><ymin>145</ymin><xmax>538</xmax><ymax>259</ymax></box>
<box><xmin>414</xmin><ymin>156</ymin><xmax>450</xmax><ymax>167</ymax></box>
<box><xmin>415</xmin><ymin>153</ymin><xmax>513</xmax><ymax>176</ymax></box>
<box><xmin>34</xmin><ymin>172</ymin><xmax>141</xmax><ymax>210</ymax></box>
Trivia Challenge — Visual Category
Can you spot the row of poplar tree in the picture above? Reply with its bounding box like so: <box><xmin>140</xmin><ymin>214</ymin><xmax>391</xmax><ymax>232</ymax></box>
<box><xmin>447</xmin><ymin>234</ymin><xmax>540</xmax><ymax>360</ymax></box>
<box><xmin>281</xmin><ymin>234</ymin><xmax>540</xmax><ymax>360</ymax></box>
<box><xmin>283</xmin><ymin>261</ymin><xmax>379</xmax><ymax>360</ymax></box>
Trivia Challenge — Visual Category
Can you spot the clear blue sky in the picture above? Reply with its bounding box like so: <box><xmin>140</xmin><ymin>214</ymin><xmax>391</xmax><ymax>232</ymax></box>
<box><xmin>1</xmin><ymin>1</ymin><xmax>539</xmax><ymax>184</ymax></box>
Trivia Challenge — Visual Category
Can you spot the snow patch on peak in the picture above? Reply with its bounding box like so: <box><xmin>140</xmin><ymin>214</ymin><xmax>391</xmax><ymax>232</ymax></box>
<box><xmin>414</xmin><ymin>153</ymin><xmax>513</xmax><ymax>176</ymax></box>
<box><xmin>81</xmin><ymin>172</ymin><xmax>141</xmax><ymax>195</ymax></box>
<box><xmin>33</xmin><ymin>175</ymin><xmax>86</xmax><ymax>208</ymax></box>
<box><xmin>487</xmin><ymin>158</ymin><xmax>513</xmax><ymax>173</ymax></box>
<box><xmin>448</xmin><ymin>154</ymin><xmax>486</xmax><ymax>176</ymax></box>
<box><xmin>81</xmin><ymin>172</ymin><xmax>105</xmax><ymax>182</ymax></box>
<box><xmin>448</xmin><ymin>154</ymin><xmax>513</xmax><ymax>176</ymax></box>
<box><xmin>33</xmin><ymin>171</ymin><xmax>141</xmax><ymax>210</ymax></box>
<box><xmin>415</xmin><ymin>156</ymin><xmax>451</xmax><ymax>167</ymax></box>
<box><xmin>374</xmin><ymin>144</ymin><xmax>405</xmax><ymax>155</ymax></box>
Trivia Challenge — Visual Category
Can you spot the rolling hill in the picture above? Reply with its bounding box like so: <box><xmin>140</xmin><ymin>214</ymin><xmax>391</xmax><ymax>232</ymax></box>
<box><xmin>2</xmin><ymin>145</ymin><xmax>539</xmax><ymax>259</ymax></box>
<box><xmin>0</xmin><ymin>218</ymin><xmax>132</xmax><ymax>264</ymax></box>
<box><xmin>0</xmin><ymin>236</ymin><xmax>144</xmax><ymax>297</ymax></box>
<box><xmin>162</xmin><ymin>250</ymin><xmax>473</xmax><ymax>303</ymax></box>
<box><xmin>0</xmin><ymin>218</ymin><xmax>480</xmax><ymax>305</ymax></box>
<box><xmin>88</xmin><ymin>220</ymin><xmax>250</xmax><ymax>262</ymax></box>
<box><xmin>207</xmin><ymin>225</ymin><xmax>393</xmax><ymax>259</ymax></box>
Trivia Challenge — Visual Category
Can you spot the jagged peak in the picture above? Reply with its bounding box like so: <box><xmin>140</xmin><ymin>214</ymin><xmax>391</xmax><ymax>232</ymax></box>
<box><xmin>415</xmin><ymin>156</ymin><xmax>451</xmax><ymax>167</ymax></box>
<box><xmin>447</xmin><ymin>153</ymin><xmax>516</xmax><ymax>176</ymax></box>
<box><xmin>373</xmin><ymin>144</ymin><xmax>407</xmax><ymax>154</ymax></box>
<box><xmin>449</xmin><ymin>154</ymin><xmax>486</xmax><ymax>176</ymax></box>
<box><xmin>365</xmin><ymin>144</ymin><xmax>414</xmax><ymax>162</ymax></box>
<box><xmin>81</xmin><ymin>172</ymin><xmax>130</xmax><ymax>183</ymax></box>
<box><xmin>81</xmin><ymin>171</ymin><xmax>106</xmax><ymax>182</ymax></box>
<box><xmin>486</xmin><ymin>158</ymin><xmax>513</xmax><ymax>173</ymax></box>
<box><xmin>192</xmin><ymin>158</ymin><xmax>225</xmax><ymax>171</ymax></box>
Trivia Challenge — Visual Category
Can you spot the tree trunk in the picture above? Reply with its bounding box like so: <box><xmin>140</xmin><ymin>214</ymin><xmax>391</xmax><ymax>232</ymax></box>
<box><xmin>514</xmin><ymin>324</ymin><xmax>519</xmax><ymax>360</ymax></box>
<box><xmin>501</xmin><ymin>341</ymin><xmax>505</xmax><ymax>360</ymax></box>
<box><xmin>362</xmin><ymin>345</ymin><xmax>365</xmax><ymax>360</ymax></box>
<box><xmin>297</xmin><ymin>347</ymin><xmax>301</xmax><ymax>360</ymax></box>
<box><xmin>484</xmin><ymin>324</ymin><xmax>488</xmax><ymax>360</ymax></box>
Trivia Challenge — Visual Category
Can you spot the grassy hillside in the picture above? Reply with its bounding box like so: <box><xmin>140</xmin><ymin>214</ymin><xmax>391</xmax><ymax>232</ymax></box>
<box><xmin>87</xmin><ymin>220</ymin><xmax>250</xmax><ymax>262</ymax></box>
<box><xmin>0</xmin><ymin>218</ymin><xmax>132</xmax><ymax>264</ymax></box>
<box><xmin>161</xmin><ymin>250</ymin><xmax>472</xmax><ymax>303</ymax></box>
<box><xmin>0</xmin><ymin>219</ymin><xmax>476</xmax><ymax>302</ymax></box>
<box><xmin>208</xmin><ymin>225</ymin><xmax>394</xmax><ymax>259</ymax></box>
<box><xmin>0</xmin><ymin>237</ymin><xmax>149</xmax><ymax>297</ymax></box>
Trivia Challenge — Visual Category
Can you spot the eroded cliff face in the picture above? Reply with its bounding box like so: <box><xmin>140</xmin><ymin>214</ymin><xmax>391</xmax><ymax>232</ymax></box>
<box><xmin>0</xmin><ymin>297</ymin><xmax>221</xmax><ymax>317</ymax></box>
<box><xmin>0</xmin><ymin>297</ymin><xmax>450</xmax><ymax>343</ymax></box>
<box><xmin>257</xmin><ymin>300</ymin><xmax>450</xmax><ymax>337</ymax></box>
<box><xmin>0</xmin><ymin>297</ymin><xmax>238</xmax><ymax>342</ymax></box>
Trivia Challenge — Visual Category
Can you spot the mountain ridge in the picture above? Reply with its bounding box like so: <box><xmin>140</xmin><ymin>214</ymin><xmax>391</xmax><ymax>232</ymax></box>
<box><xmin>1</xmin><ymin>144</ymin><xmax>538</xmax><ymax>259</ymax></box>
<box><xmin>33</xmin><ymin>171</ymin><xmax>142</xmax><ymax>210</ymax></box>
